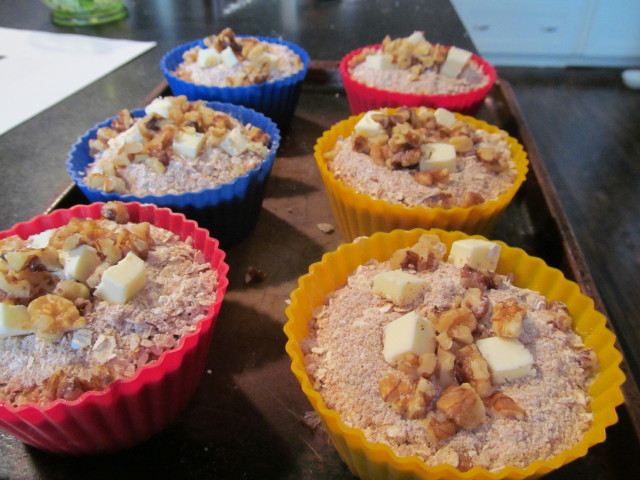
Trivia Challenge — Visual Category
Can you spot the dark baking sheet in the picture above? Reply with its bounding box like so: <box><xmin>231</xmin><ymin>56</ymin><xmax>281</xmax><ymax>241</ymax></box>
<box><xmin>3</xmin><ymin>61</ymin><xmax>639</xmax><ymax>479</ymax></box>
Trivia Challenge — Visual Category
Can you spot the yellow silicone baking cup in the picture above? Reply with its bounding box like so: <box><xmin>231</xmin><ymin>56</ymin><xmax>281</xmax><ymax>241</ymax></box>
<box><xmin>284</xmin><ymin>228</ymin><xmax>625</xmax><ymax>480</ymax></box>
<box><xmin>314</xmin><ymin>110</ymin><xmax>529</xmax><ymax>241</ymax></box>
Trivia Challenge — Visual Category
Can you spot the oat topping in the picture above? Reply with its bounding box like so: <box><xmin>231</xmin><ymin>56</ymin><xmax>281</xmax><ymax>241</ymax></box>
<box><xmin>84</xmin><ymin>96</ymin><xmax>271</xmax><ymax>196</ymax></box>
<box><xmin>303</xmin><ymin>235</ymin><xmax>596</xmax><ymax>472</ymax></box>
<box><xmin>325</xmin><ymin>106</ymin><xmax>516</xmax><ymax>208</ymax></box>
<box><xmin>173</xmin><ymin>28</ymin><xmax>304</xmax><ymax>87</ymax></box>
<box><xmin>0</xmin><ymin>202</ymin><xmax>218</xmax><ymax>407</ymax></box>
<box><xmin>348</xmin><ymin>31</ymin><xmax>489</xmax><ymax>95</ymax></box>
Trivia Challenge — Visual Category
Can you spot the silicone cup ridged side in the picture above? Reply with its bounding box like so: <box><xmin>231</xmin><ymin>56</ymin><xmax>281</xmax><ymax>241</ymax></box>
<box><xmin>0</xmin><ymin>202</ymin><xmax>230</xmax><ymax>454</ymax></box>
<box><xmin>66</xmin><ymin>101</ymin><xmax>281</xmax><ymax>248</ymax></box>
<box><xmin>314</xmin><ymin>109</ymin><xmax>529</xmax><ymax>241</ymax></box>
<box><xmin>339</xmin><ymin>46</ymin><xmax>498</xmax><ymax>116</ymax></box>
<box><xmin>284</xmin><ymin>228</ymin><xmax>625</xmax><ymax>480</ymax></box>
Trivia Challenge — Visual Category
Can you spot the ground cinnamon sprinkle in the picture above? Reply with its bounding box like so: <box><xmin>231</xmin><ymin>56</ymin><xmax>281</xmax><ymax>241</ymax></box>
<box><xmin>302</xmin><ymin>237</ymin><xmax>594</xmax><ymax>472</ymax></box>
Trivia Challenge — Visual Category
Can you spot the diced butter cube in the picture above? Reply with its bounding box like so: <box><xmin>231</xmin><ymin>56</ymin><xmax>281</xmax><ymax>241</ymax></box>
<box><xmin>0</xmin><ymin>303</ymin><xmax>33</xmax><ymax>338</ymax></box>
<box><xmin>197</xmin><ymin>47</ymin><xmax>221</xmax><ymax>67</ymax></box>
<box><xmin>407</xmin><ymin>31</ymin><xmax>426</xmax><ymax>45</ymax></box>
<box><xmin>448</xmin><ymin>239</ymin><xmax>501</xmax><ymax>271</ymax></box>
<box><xmin>364</xmin><ymin>53</ymin><xmax>395</xmax><ymax>71</ymax></box>
<box><xmin>173</xmin><ymin>131</ymin><xmax>205</xmax><ymax>159</ymax></box>
<box><xmin>64</xmin><ymin>245</ymin><xmax>101</xmax><ymax>282</ymax></box>
<box><xmin>434</xmin><ymin>108</ymin><xmax>456</xmax><ymax>128</ymax></box>
<box><xmin>29</xmin><ymin>229</ymin><xmax>55</xmax><ymax>248</ymax></box>
<box><xmin>220</xmin><ymin>46</ymin><xmax>239</xmax><ymax>67</ymax></box>
<box><xmin>220</xmin><ymin>127</ymin><xmax>249</xmax><ymax>156</ymax></box>
<box><xmin>94</xmin><ymin>252</ymin><xmax>146</xmax><ymax>304</ymax></box>
<box><xmin>354</xmin><ymin>110</ymin><xmax>385</xmax><ymax>137</ymax></box>
<box><xmin>145</xmin><ymin>98</ymin><xmax>177</xmax><ymax>118</ymax></box>
<box><xmin>419</xmin><ymin>142</ymin><xmax>457</xmax><ymax>172</ymax></box>
<box><xmin>383</xmin><ymin>311</ymin><xmax>436</xmax><ymax>364</ymax></box>
<box><xmin>440</xmin><ymin>46</ymin><xmax>473</xmax><ymax>78</ymax></box>
<box><xmin>372</xmin><ymin>270</ymin><xmax>427</xmax><ymax>306</ymax></box>
<box><xmin>476</xmin><ymin>336</ymin><xmax>535</xmax><ymax>384</ymax></box>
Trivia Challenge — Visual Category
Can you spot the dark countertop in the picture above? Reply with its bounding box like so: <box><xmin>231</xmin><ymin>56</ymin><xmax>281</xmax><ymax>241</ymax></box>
<box><xmin>1</xmin><ymin>1</ymin><xmax>639</xmax><ymax>478</ymax></box>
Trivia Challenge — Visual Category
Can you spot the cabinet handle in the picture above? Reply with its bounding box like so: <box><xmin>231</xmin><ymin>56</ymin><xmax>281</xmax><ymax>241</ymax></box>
<box><xmin>472</xmin><ymin>24</ymin><xmax>490</xmax><ymax>31</ymax></box>
<box><xmin>541</xmin><ymin>26</ymin><xmax>558</xmax><ymax>33</ymax></box>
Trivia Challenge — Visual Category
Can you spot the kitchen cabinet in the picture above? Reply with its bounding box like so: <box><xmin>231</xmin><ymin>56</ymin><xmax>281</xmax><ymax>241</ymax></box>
<box><xmin>452</xmin><ymin>0</ymin><xmax>640</xmax><ymax>66</ymax></box>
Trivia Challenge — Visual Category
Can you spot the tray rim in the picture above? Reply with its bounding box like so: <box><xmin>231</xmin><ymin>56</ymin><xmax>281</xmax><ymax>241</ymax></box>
<box><xmin>43</xmin><ymin>59</ymin><xmax>640</xmax><ymax>443</ymax></box>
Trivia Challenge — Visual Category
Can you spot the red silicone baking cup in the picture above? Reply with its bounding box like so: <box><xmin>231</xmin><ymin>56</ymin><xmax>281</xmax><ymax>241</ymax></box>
<box><xmin>339</xmin><ymin>45</ymin><xmax>497</xmax><ymax>115</ymax></box>
<box><xmin>0</xmin><ymin>202</ymin><xmax>229</xmax><ymax>454</ymax></box>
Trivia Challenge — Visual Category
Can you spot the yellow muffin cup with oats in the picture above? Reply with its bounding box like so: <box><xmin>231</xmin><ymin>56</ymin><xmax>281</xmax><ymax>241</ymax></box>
<box><xmin>314</xmin><ymin>109</ymin><xmax>529</xmax><ymax>241</ymax></box>
<box><xmin>284</xmin><ymin>228</ymin><xmax>625</xmax><ymax>480</ymax></box>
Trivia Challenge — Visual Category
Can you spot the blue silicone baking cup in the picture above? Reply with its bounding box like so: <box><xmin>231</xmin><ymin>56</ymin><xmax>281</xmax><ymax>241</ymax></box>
<box><xmin>66</xmin><ymin>101</ymin><xmax>281</xmax><ymax>248</ymax></box>
<box><xmin>160</xmin><ymin>36</ymin><xmax>309</xmax><ymax>130</ymax></box>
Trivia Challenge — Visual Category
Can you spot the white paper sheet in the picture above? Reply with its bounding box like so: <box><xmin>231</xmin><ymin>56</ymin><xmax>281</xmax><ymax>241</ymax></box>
<box><xmin>0</xmin><ymin>27</ymin><xmax>156</xmax><ymax>136</ymax></box>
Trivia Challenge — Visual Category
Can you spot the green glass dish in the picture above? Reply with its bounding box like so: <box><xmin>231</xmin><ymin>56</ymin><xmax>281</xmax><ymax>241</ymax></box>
<box><xmin>41</xmin><ymin>0</ymin><xmax>127</xmax><ymax>26</ymax></box>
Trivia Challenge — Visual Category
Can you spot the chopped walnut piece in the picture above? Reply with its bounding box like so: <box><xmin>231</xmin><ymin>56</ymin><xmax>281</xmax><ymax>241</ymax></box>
<box><xmin>462</xmin><ymin>287</ymin><xmax>490</xmax><ymax>319</ymax></box>
<box><xmin>491</xmin><ymin>299</ymin><xmax>526</xmax><ymax>338</ymax></box>
<box><xmin>53</xmin><ymin>280</ymin><xmax>90</xmax><ymax>302</ymax></box>
<box><xmin>420</xmin><ymin>410</ymin><xmax>458</xmax><ymax>446</ymax></box>
<box><xmin>417</xmin><ymin>352</ymin><xmax>437</xmax><ymax>377</ymax></box>
<box><xmin>546</xmin><ymin>300</ymin><xmax>573</xmax><ymax>330</ymax></box>
<box><xmin>27</xmin><ymin>294</ymin><xmax>86</xmax><ymax>341</ymax></box>
<box><xmin>460</xmin><ymin>264</ymin><xmax>502</xmax><ymax>291</ymax></box>
<box><xmin>435</xmin><ymin>307</ymin><xmax>477</xmax><ymax>343</ymax></box>
<box><xmin>484</xmin><ymin>392</ymin><xmax>527</xmax><ymax>420</ymax></box>
<box><xmin>414</xmin><ymin>169</ymin><xmax>449</xmax><ymax>187</ymax></box>
<box><xmin>437</xmin><ymin>383</ymin><xmax>486</xmax><ymax>429</ymax></box>
<box><xmin>317</xmin><ymin>223</ymin><xmax>335</xmax><ymax>234</ymax></box>
<box><xmin>101</xmin><ymin>202</ymin><xmax>130</xmax><ymax>224</ymax></box>
<box><xmin>577</xmin><ymin>348</ymin><xmax>599</xmax><ymax>376</ymax></box>
<box><xmin>457</xmin><ymin>344</ymin><xmax>492</xmax><ymax>398</ymax></box>
<box><xmin>436</xmin><ymin>347</ymin><xmax>457</xmax><ymax>388</ymax></box>
<box><xmin>461</xmin><ymin>191</ymin><xmax>485</xmax><ymax>207</ymax></box>
<box><xmin>448</xmin><ymin>135</ymin><xmax>473</xmax><ymax>153</ymax></box>
<box><xmin>244</xmin><ymin>266</ymin><xmax>267</xmax><ymax>285</ymax></box>
<box><xmin>396</xmin><ymin>353</ymin><xmax>420</xmax><ymax>378</ymax></box>
<box><xmin>378</xmin><ymin>373</ymin><xmax>430</xmax><ymax>419</ymax></box>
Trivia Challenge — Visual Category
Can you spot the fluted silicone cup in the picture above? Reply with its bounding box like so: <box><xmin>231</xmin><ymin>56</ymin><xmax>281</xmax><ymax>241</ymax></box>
<box><xmin>0</xmin><ymin>202</ymin><xmax>229</xmax><ymax>454</ymax></box>
<box><xmin>160</xmin><ymin>36</ymin><xmax>310</xmax><ymax>130</ymax></box>
<box><xmin>66</xmin><ymin>100</ymin><xmax>281</xmax><ymax>248</ymax></box>
<box><xmin>340</xmin><ymin>45</ymin><xmax>497</xmax><ymax>116</ymax></box>
<box><xmin>314</xmin><ymin>108</ymin><xmax>528</xmax><ymax>241</ymax></box>
<box><xmin>284</xmin><ymin>228</ymin><xmax>625</xmax><ymax>480</ymax></box>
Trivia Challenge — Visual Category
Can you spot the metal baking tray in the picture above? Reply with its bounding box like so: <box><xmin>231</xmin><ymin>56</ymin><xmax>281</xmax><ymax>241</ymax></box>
<box><xmin>3</xmin><ymin>60</ymin><xmax>639</xmax><ymax>479</ymax></box>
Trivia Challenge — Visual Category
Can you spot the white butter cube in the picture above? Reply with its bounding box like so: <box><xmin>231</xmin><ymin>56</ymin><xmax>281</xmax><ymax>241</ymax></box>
<box><xmin>0</xmin><ymin>303</ymin><xmax>33</xmax><ymax>338</ymax></box>
<box><xmin>29</xmin><ymin>229</ymin><xmax>55</xmax><ymax>248</ymax></box>
<box><xmin>145</xmin><ymin>98</ymin><xmax>176</xmax><ymax>118</ymax></box>
<box><xmin>419</xmin><ymin>142</ymin><xmax>457</xmax><ymax>172</ymax></box>
<box><xmin>407</xmin><ymin>31</ymin><xmax>426</xmax><ymax>45</ymax></box>
<box><xmin>64</xmin><ymin>245</ymin><xmax>101</xmax><ymax>282</ymax></box>
<box><xmin>197</xmin><ymin>47</ymin><xmax>221</xmax><ymax>67</ymax></box>
<box><xmin>354</xmin><ymin>111</ymin><xmax>385</xmax><ymax>137</ymax></box>
<box><xmin>476</xmin><ymin>336</ymin><xmax>535</xmax><ymax>384</ymax></box>
<box><xmin>383</xmin><ymin>311</ymin><xmax>436</xmax><ymax>364</ymax></box>
<box><xmin>220</xmin><ymin>46</ymin><xmax>239</xmax><ymax>67</ymax></box>
<box><xmin>448</xmin><ymin>239</ymin><xmax>501</xmax><ymax>271</ymax></box>
<box><xmin>434</xmin><ymin>108</ymin><xmax>456</xmax><ymax>128</ymax></box>
<box><xmin>364</xmin><ymin>53</ymin><xmax>395</xmax><ymax>71</ymax></box>
<box><xmin>94</xmin><ymin>252</ymin><xmax>147</xmax><ymax>304</ymax></box>
<box><xmin>440</xmin><ymin>46</ymin><xmax>473</xmax><ymax>78</ymax></box>
<box><xmin>372</xmin><ymin>270</ymin><xmax>427</xmax><ymax>306</ymax></box>
<box><xmin>173</xmin><ymin>131</ymin><xmax>205</xmax><ymax>159</ymax></box>
<box><xmin>220</xmin><ymin>127</ymin><xmax>249</xmax><ymax>156</ymax></box>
